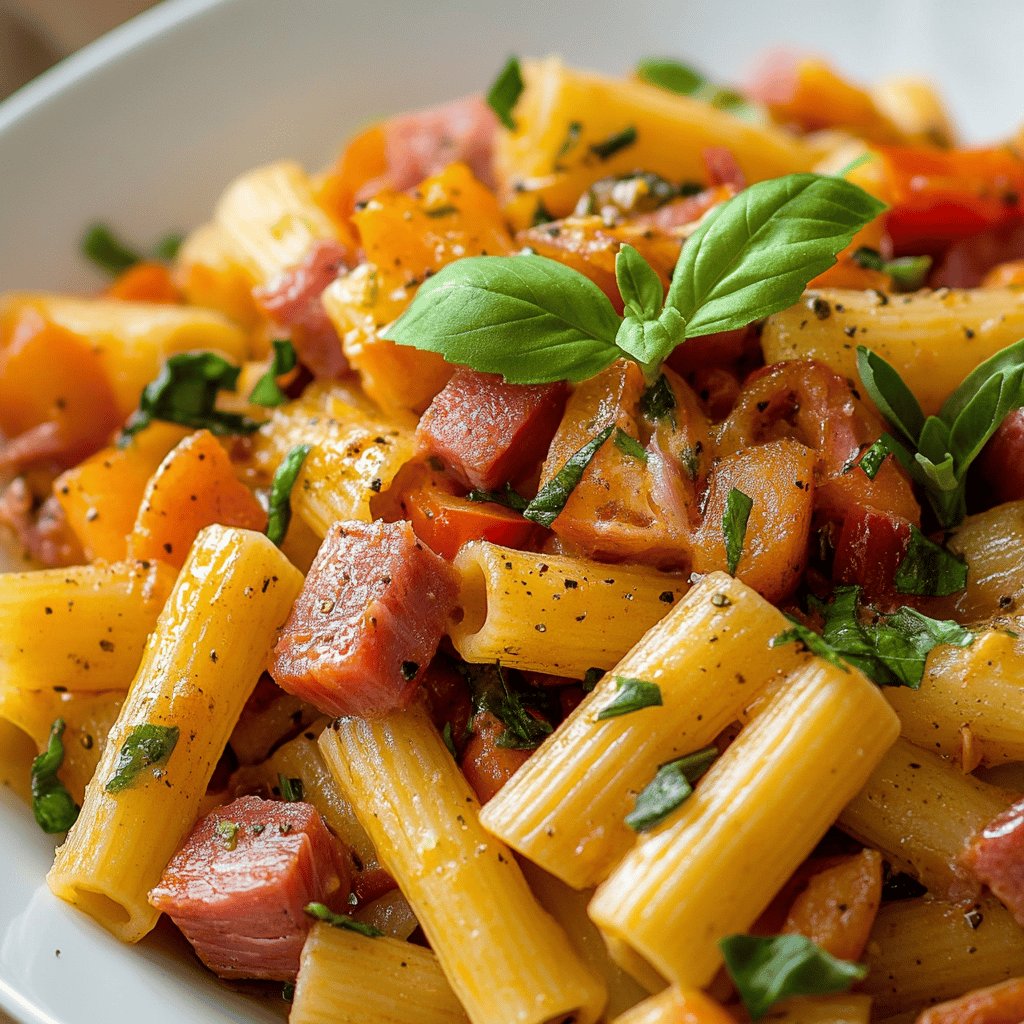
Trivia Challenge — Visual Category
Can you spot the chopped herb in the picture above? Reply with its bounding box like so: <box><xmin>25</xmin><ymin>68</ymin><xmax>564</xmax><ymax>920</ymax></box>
<box><xmin>847</xmin><ymin>438</ymin><xmax>890</xmax><ymax>479</ymax></box>
<box><xmin>852</xmin><ymin>246</ymin><xmax>932</xmax><ymax>292</ymax></box>
<box><xmin>596</xmin><ymin>677</ymin><xmax>663</xmax><ymax>719</ymax></box>
<box><xmin>770</xmin><ymin>619</ymin><xmax>851</xmax><ymax>673</ymax></box>
<box><xmin>442</xmin><ymin>721</ymin><xmax>457</xmax><ymax>758</ymax></box>
<box><xmin>723</xmin><ymin>488</ymin><xmax>753</xmax><ymax>575</ymax></box>
<box><xmin>523</xmin><ymin>426</ymin><xmax>613</xmax><ymax>528</ymax></box>
<box><xmin>120</xmin><ymin>352</ymin><xmax>263</xmax><ymax>442</ymax></box>
<box><xmin>105</xmin><ymin>724</ymin><xmax>180</xmax><ymax>794</ymax></box>
<box><xmin>486</xmin><ymin>56</ymin><xmax>524</xmax><ymax>131</ymax></box>
<box><xmin>81</xmin><ymin>224</ymin><xmax>144</xmax><ymax>275</ymax></box>
<box><xmin>635</xmin><ymin>57</ymin><xmax>758</xmax><ymax>119</ymax></box>
<box><xmin>425</xmin><ymin>204</ymin><xmax>460</xmax><ymax>219</ymax></box>
<box><xmin>720</xmin><ymin>933</ymin><xmax>867</xmax><ymax>1019</ymax></box>
<box><xmin>466</xmin><ymin>664</ymin><xmax>553</xmax><ymax>750</ymax></box>
<box><xmin>266</xmin><ymin>444</ymin><xmax>312</xmax><ymax>547</ymax></box>
<box><xmin>589</xmin><ymin>125</ymin><xmax>638</xmax><ymax>160</ymax></box>
<box><xmin>216</xmin><ymin>820</ymin><xmax>240</xmax><ymax>851</ymax></box>
<box><xmin>278</xmin><ymin>774</ymin><xmax>304</xmax><ymax>802</ymax></box>
<box><xmin>582</xmin><ymin>667</ymin><xmax>603</xmax><ymax>692</ymax></box>
<box><xmin>625</xmin><ymin>746</ymin><xmax>718</xmax><ymax>832</ymax></box>
<box><xmin>556</xmin><ymin>120</ymin><xmax>583</xmax><ymax>161</ymax></box>
<box><xmin>894</xmin><ymin>525</ymin><xmax>968</xmax><ymax>596</ymax></box>
<box><xmin>640</xmin><ymin>374</ymin><xmax>677</xmax><ymax>422</ymax></box>
<box><xmin>30</xmin><ymin>719</ymin><xmax>80</xmax><ymax>834</ymax></box>
<box><xmin>531</xmin><ymin>199</ymin><xmax>554</xmax><ymax>226</ymax></box>
<box><xmin>575</xmin><ymin>171</ymin><xmax>680</xmax><ymax>218</ymax></box>
<box><xmin>153</xmin><ymin>233</ymin><xmax>185</xmax><ymax>262</ymax></box>
<box><xmin>304</xmin><ymin>902</ymin><xmax>383</xmax><ymax>938</ymax></box>
<box><xmin>249</xmin><ymin>339</ymin><xmax>298</xmax><ymax>407</ymax></box>
<box><xmin>613</xmin><ymin>429</ymin><xmax>648</xmax><ymax>463</ymax></box>
<box><xmin>465</xmin><ymin>484</ymin><xmax>529</xmax><ymax>511</ymax></box>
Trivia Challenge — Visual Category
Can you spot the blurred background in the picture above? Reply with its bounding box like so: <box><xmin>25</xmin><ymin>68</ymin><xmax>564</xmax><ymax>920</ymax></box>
<box><xmin>0</xmin><ymin>0</ymin><xmax>158</xmax><ymax>99</ymax></box>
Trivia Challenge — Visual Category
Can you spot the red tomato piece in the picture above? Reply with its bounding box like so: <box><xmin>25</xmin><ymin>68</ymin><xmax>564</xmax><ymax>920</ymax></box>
<box><xmin>978</xmin><ymin>408</ymin><xmax>1024</xmax><ymax>506</ymax></box>
<box><xmin>832</xmin><ymin>504</ymin><xmax>914</xmax><ymax>611</ymax></box>
<box><xmin>460</xmin><ymin>711</ymin><xmax>533</xmax><ymax>804</ymax></box>
<box><xmin>406</xmin><ymin>485</ymin><xmax>536</xmax><ymax>559</ymax></box>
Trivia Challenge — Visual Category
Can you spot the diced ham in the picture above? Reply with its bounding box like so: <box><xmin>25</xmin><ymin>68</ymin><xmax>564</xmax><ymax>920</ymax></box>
<box><xmin>978</xmin><ymin>408</ymin><xmax>1024</xmax><ymax>505</ymax></box>
<box><xmin>416</xmin><ymin>369</ymin><xmax>567</xmax><ymax>491</ymax></box>
<box><xmin>253</xmin><ymin>239</ymin><xmax>350</xmax><ymax>379</ymax></box>
<box><xmin>916</xmin><ymin>977</ymin><xmax>1024</xmax><ymax>1024</ymax></box>
<box><xmin>270</xmin><ymin>520</ymin><xmax>458</xmax><ymax>718</ymax></box>
<box><xmin>963</xmin><ymin>798</ymin><xmax>1024</xmax><ymax>927</ymax></box>
<box><xmin>149</xmin><ymin>795</ymin><xmax>352</xmax><ymax>981</ymax></box>
<box><xmin>0</xmin><ymin>478</ymin><xmax>83</xmax><ymax>568</ymax></box>
<box><xmin>703</xmin><ymin>146</ymin><xmax>746</xmax><ymax>191</ymax></box>
<box><xmin>355</xmin><ymin>96</ymin><xmax>498</xmax><ymax>203</ymax></box>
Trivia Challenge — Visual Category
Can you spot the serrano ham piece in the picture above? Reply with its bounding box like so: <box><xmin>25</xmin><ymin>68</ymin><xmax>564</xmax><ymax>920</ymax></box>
<box><xmin>149</xmin><ymin>795</ymin><xmax>352</xmax><ymax>981</ymax></box>
<box><xmin>962</xmin><ymin>796</ymin><xmax>1024</xmax><ymax>927</ymax></box>
<box><xmin>416</xmin><ymin>369</ymin><xmax>567</xmax><ymax>491</ymax></box>
<box><xmin>253</xmin><ymin>239</ymin><xmax>349</xmax><ymax>379</ymax></box>
<box><xmin>270</xmin><ymin>520</ymin><xmax>458</xmax><ymax>718</ymax></box>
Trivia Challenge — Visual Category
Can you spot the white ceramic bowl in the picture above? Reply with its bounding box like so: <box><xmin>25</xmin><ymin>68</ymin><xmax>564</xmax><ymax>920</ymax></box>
<box><xmin>3</xmin><ymin>2</ymin><xmax>1024</xmax><ymax>1020</ymax></box>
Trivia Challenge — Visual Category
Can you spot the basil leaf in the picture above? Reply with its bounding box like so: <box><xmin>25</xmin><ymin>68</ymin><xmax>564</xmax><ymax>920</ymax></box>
<box><xmin>616</xmin><ymin>244</ymin><xmax>664</xmax><ymax>321</ymax></box>
<box><xmin>625</xmin><ymin>746</ymin><xmax>718</xmax><ymax>832</ymax></box>
<box><xmin>267</xmin><ymin>444</ymin><xmax>312</xmax><ymax>547</ymax></box>
<box><xmin>665</xmin><ymin>174</ymin><xmax>886</xmax><ymax>341</ymax></box>
<box><xmin>105</xmin><ymin>723</ymin><xmax>180</xmax><ymax>794</ymax></box>
<box><xmin>596</xmin><ymin>677</ymin><xmax>663</xmax><ymax>719</ymax></box>
<box><xmin>894</xmin><ymin>525</ymin><xmax>968</xmax><ymax>596</ymax></box>
<box><xmin>723</xmin><ymin>487</ymin><xmax>753</xmax><ymax>575</ymax></box>
<box><xmin>523</xmin><ymin>426</ymin><xmax>613</xmax><ymax>527</ymax></box>
<box><xmin>852</xmin><ymin>246</ymin><xmax>932</xmax><ymax>291</ymax></box>
<box><xmin>30</xmin><ymin>719</ymin><xmax>80</xmax><ymax>834</ymax></box>
<box><xmin>120</xmin><ymin>352</ymin><xmax>264</xmax><ymax>442</ymax></box>
<box><xmin>770</xmin><ymin>618</ymin><xmax>851</xmax><ymax>673</ymax></box>
<box><xmin>613</xmin><ymin>428</ymin><xmax>648</xmax><ymax>463</ymax></box>
<box><xmin>82</xmin><ymin>224</ymin><xmax>144</xmax><ymax>276</ymax></box>
<box><xmin>465</xmin><ymin>484</ymin><xmax>529</xmax><ymax>511</ymax></box>
<box><xmin>305</xmin><ymin>902</ymin><xmax>383</xmax><ymax>938</ymax></box>
<box><xmin>855</xmin><ymin>346</ymin><xmax>926</xmax><ymax>447</ymax></box>
<box><xmin>640</xmin><ymin>374</ymin><xmax>676</xmax><ymax>422</ymax></box>
<box><xmin>940</xmin><ymin>336</ymin><xmax>1024</xmax><ymax>425</ymax></box>
<box><xmin>846</xmin><ymin>438</ymin><xmax>890</xmax><ymax>479</ymax></box>
<box><xmin>635</xmin><ymin>57</ymin><xmax>705</xmax><ymax>95</ymax></box>
<box><xmin>153</xmin><ymin>232</ymin><xmax>185</xmax><ymax>262</ymax></box>
<box><xmin>589</xmin><ymin>126</ymin><xmax>637</xmax><ymax>160</ymax></box>
<box><xmin>384</xmin><ymin>255</ymin><xmax>623</xmax><ymax>385</ymax></box>
<box><xmin>278</xmin><ymin>774</ymin><xmax>304</xmax><ymax>803</ymax></box>
<box><xmin>720</xmin><ymin>933</ymin><xmax>867</xmax><ymax>1019</ymax></box>
<box><xmin>442</xmin><ymin>721</ymin><xmax>458</xmax><ymax>759</ymax></box>
<box><xmin>249</xmin><ymin>339</ymin><xmax>298</xmax><ymax>407</ymax></box>
<box><xmin>466</xmin><ymin>664</ymin><xmax>553</xmax><ymax>749</ymax></box>
<box><xmin>486</xmin><ymin>56</ymin><xmax>524</xmax><ymax>131</ymax></box>
<box><xmin>616</xmin><ymin>307</ymin><xmax>685</xmax><ymax>367</ymax></box>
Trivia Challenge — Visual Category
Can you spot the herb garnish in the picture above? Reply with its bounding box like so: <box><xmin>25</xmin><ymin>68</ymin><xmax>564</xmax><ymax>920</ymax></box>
<box><xmin>30</xmin><ymin>719</ymin><xmax>80</xmax><ymax>834</ymax></box>
<box><xmin>278</xmin><ymin>774</ymin><xmax>304</xmax><ymax>802</ymax></box>
<box><xmin>626</xmin><ymin>746</ymin><xmax>717</xmax><ymax>832</ymax></box>
<box><xmin>466</xmin><ymin>664</ymin><xmax>553</xmax><ymax>749</ymax></box>
<box><xmin>636</xmin><ymin>57</ymin><xmax>758</xmax><ymax>119</ymax></box>
<box><xmin>846</xmin><ymin>438</ymin><xmax>890</xmax><ymax>479</ymax></box>
<box><xmin>589</xmin><ymin>126</ymin><xmax>638</xmax><ymax>160</ymax></box>
<box><xmin>719</xmin><ymin>933</ymin><xmax>867</xmax><ymax>1019</ymax></box>
<box><xmin>304</xmin><ymin>902</ymin><xmax>383</xmax><ymax>938</ymax></box>
<box><xmin>486</xmin><ymin>56</ymin><xmax>524</xmax><ymax>131</ymax></box>
<box><xmin>523</xmin><ymin>426</ymin><xmax>613</xmax><ymax>527</ymax></box>
<box><xmin>465</xmin><ymin>484</ymin><xmax>529</xmax><ymax>511</ymax></box>
<box><xmin>216</xmin><ymin>820</ymin><xmax>240</xmax><ymax>851</ymax></box>
<box><xmin>857</xmin><ymin>338</ymin><xmax>1024</xmax><ymax>527</ymax></box>
<box><xmin>82</xmin><ymin>224</ymin><xmax>183</xmax><ymax>276</ymax></box>
<box><xmin>596</xmin><ymin>677</ymin><xmax>663</xmax><ymax>720</ymax></box>
<box><xmin>894</xmin><ymin>525</ymin><xmax>968</xmax><ymax>596</ymax></box>
<box><xmin>723</xmin><ymin>487</ymin><xmax>753</xmax><ymax>575</ymax></box>
<box><xmin>640</xmin><ymin>374</ymin><xmax>676</xmax><ymax>421</ymax></box>
<box><xmin>105</xmin><ymin>723</ymin><xmax>180</xmax><ymax>794</ymax></box>
<box><xmin>613</xmin><ymin>429</ymin><xmax>648</xmax><ymax>462</ymax></box>
<box><xmin>266</xmin><ymin>444</ymin><xmax>312</xmax><ymax>547</ymax></box>
<box><xmin>120</xmin><ymin>352</ymin><xmax>263</xmax><ymax>443</ymax></box>
<box><xmin>249</xmin><ymin>339</ymin><xmax>298</xmax><ymax>407</ymax></box>
<box><xmin>852</xmin><ymin>246</ymin><xmax>932</xmax><ymax>291</ymax></box>
<box><xmin>386</xmin><ymin>173</ymin><xmax>884</xmax><ymax>384</ymax></box>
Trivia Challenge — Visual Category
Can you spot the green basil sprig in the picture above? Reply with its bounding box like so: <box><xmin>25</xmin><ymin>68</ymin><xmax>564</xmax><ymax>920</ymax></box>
<box><xmin>386</xmin><ymin>173</ymin><xmax>885</xmax><ymax>384</ymax></box>
<box><xmin>857</xmin><ymin>338</ymin><xmax>1024</xmax><ymax>527</ymax></box>
<box><xmin>30</xmin><ymin>719</ymin><xmax>80</xmax><ymax>834</ymax></box>
<box><xmin>719</xmin><ymin>933</ymin><xmax>867</xmax><ymax>1019</ymax></box>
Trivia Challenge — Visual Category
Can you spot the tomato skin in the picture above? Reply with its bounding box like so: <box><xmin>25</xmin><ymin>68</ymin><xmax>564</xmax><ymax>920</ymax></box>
<box><xmin>978</xmin><ymin>408</ymin><xmax>1024</xmax><ymax>506</ymax></box>
<box><xmin>406</xmin><ymin>485</ymin><xmax>537</xmax><ymax>560</ymax></box>
<box><xmin>460</xmin><ymin>711</ymin><xmax>533</xmax><ymax>804</ymax></box>
<box><xmin>832</xmin><ymin>504</ymin><xmax>914</xmax><ymax>612</ymax></box>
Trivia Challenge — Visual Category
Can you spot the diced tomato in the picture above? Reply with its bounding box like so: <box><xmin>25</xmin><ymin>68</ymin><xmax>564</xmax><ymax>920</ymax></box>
<box><xmin>978</xmin><ymin>408</ymin><xmax>1024</xmax><ymax>505</ymax></box>
<box><xmin>406</xmin><ymin>485</ymin><xmax>536</xmax><ymax>559</ymax></box>
<box><xmin>270</xmin><ymin>520</ymin><xmax>458</xmax><ymax>718</ymax></box>
<box><xmin>931</xmin><ymin>223</ymin><xmax>1024</xmax><ymax>288</ymax></box>
<box><xmin>460</xmin><ymin>711</ymin><xmax>534</xmax><ymax>803</ymax></box>
<box><xmin>104</xmin><ymin>262</ymin><xmax>180</xmax><ymax>304</ymax></box>
<box><xmin>832</xmin><ymin>504</ymin><xmax>914</xmax><ymax>611</ymax></box>
<box><xmin>917</xmin><ymin>978</ymin><xmax>1024</xmax><ymax>1024</ymax></box>
<box><xmin>148</xmin><ymin>795</ymin><xmax>352</xmax><ymax>981</ymax></box>
<box><xmin>416</xmin><ymin>369</ymin><xmax>567</xmax><ymax>491</ymax></box>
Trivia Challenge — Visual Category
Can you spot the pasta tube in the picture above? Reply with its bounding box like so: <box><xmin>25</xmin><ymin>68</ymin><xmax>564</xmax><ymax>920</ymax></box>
<box><xmin>448</xmin><ymin>541</ymin><xmax>687</xmax><ymax>679</ymax></box>
<box><xmin>837</xmin><ymin>737</ymin><xmax>1012</xmax><ymax>898</ymax></box>
<box><xmin>290</xmin><ymin>923</ymin><xmax>469</xmax><ymax>1024</ymax></box>
<box><xmin>48</xmin><ymin>526</ymin><xmax>303</xmax><ymax>942</ymax></box>
<box><xmin>862</xmin><ymin>895</ymin><xmax>1024</xmax><ymax>1017</ymax></box>
<box><xmin>319</xmin><ymin>704</ymin><xmax>607</xmax><ymax>1024</ymax></box>
<box><xmin>761</xmin><ymin>287</ymin><xmax>1024</xmax><ymax>415</ymax></box>
<box><xmin>609</xmin><ymin>987</ymin><xmax>735</xmax><ymax>1024</ymax></box>
<box><xmin>589</xmin><ymin>659</ymin><xmax>899</xmax><ymax>989</ymax></box>
<box><xmin>480</xmin><ymin>572</ymin><xmax>807</xmax><ymax>888</ymax></box>
<box><xmin>0</xmin><ymin>559</ymin><xmax>176</xmax><ymax>692</ymax></box>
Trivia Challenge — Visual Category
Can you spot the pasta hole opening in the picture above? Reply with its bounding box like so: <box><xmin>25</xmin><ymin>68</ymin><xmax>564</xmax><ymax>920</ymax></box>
<box><xmin>450</xmin><ymin>558</ymin><xmax>487</xmax><ymax>639</ymax></box>
<box><xmin>71</xmin><ymin>887</ymin><xmax>132</xmax><ymax>928</ymax></box>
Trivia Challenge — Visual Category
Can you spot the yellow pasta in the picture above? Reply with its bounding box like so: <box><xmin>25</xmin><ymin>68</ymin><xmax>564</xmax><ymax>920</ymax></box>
<box><xmin>609</xmin><ymin>986</ymin><xmax>734</xmax><ymax>1024</ymax></box>
<box><xmin>761</xmin><ymin>287</ymin><xmax>1024</xmax><ymax>415</ymax></box>
<box><xmin>862</xmin><ymin>895</ymin><xmax>1024</xmax><ymax>1017</ymax></box>
<box><xmin>480</xmin><ymin>572</ymin><xmax>808</xmax><ymax>888</ymax></box>
<box><xmin>48</xmin><ymin>526</ymin><xmax>303</xmax><ymax>942</ymax></box>
<box><xmin>319</xmin><ymin>704</ymin><xmax>607</xmax><ymax>1024</ymax></box>
<box><xmin>589</xmin><ymin>658</ymin><xmax>899</xmax><ymax>990</ymax></box>
<box><xmin>870</xmin><ymin>76</ymin><xmax>956</xmax><ymax>147</ymax></box>
<box><xmin>0</xmin><ymin>559</ymin><xmax>176</xmax><ymax>692</ymax></box>
<box><xmin>837</xmin><ymin>737</ymin><xmax>1013</xmax><ymax>898</ymax></box>
<box><xmin>497</xmin><ymin>57</ymin><xmax>812</xmax><ymax>228</ymax></box>
<box><xmin>353</xmin><ymin>888</ymin><xmax>419</xmax><ymax>941</ymax></box>
<box><xmin>448</xmin><ymin>541</ymin><xmax>687</xmax><ymax>678</ymax></box>
<box><xmin>290</xmin><ymin>923</ymin><xmax>469</xmax><ymax>1024</ymax></box>
<box><xmin>761</xmin><ymin>995</ymin><xmax>873</xmax><ymax>1024</ymax></box>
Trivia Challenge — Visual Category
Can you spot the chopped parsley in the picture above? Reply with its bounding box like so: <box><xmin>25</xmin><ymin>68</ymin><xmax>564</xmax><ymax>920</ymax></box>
<box><xmin>613</xmin><ymin>429</ymin><xmax>648</xmax><ymax>463</ymax></box>
<box><xmin>266</xmin><ymin>444</ymin><xmax>312</xmax><ymax>547</ymax></box>
<box><xmin>596</xmin><ymin>677</ymin><xmax>663</xmax><ymax>720</ymax></box>
<box><xmin>30</xmin><ymin>719</ymin><xmax>80</xmax><ymax>834</ymax></box>
<box><xmin>523</xmin><ymin>426</ymin><xmax>612</xmax><ymax>528</ymax></box>
<box><xmin>640</xmin><ymin>374</ymin><xmax>676</xmax><ymax>422</ymax></box>
<box><xmin>249</xmin><ymin>339</ymin><xmax>298</xmax><ymax>407</ymax></box>
<box><xmin>852</xmin><ymin>246</ymin><xmax>932</xmax><ymax>292</ymax></box>
<box><xmin>465</xmin><ymin>484</ymin><xmax>529</xmax><ymax>511</ymax></box>
<box><xmin>625</xmin><ymin>746</ymin><xmax>717</xmax><ymax>832</ymax></box>
<box><xmin>723</xmin><ymin>487</ymin><xmax>753</xmax><ymax>575</ymax></box>
<box><xmin>278</xmin><ymin>774</ymin><xmax>304</xmax><ymax>802</ymax></box>
<box><xmin>589</xmin><ymin>125</ymin><xmax>638</xmax><ymax>160</ymax></box>
<box><xmin>486</xmin><ymin>56</ymin><xmax>524</xmax><ymax>131</ymax></box>
<box><xmin>216</xmin><ymin>820</ymin><xmax>240</xmax><ymax>851</ymax></box>
<box><xmin>105</xmin><ymin>723</ymin><xmax>179</xmax><ymax>794</ymax></box>
<box><xmin>894</xmin><ymin>525</ymin><xmax>968</xmax><ymax>597</ymax></box>
<box><xmin>466</xmin><ymin>664</ymin><xmax>553</xmax><ymax>750</ymax></box>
